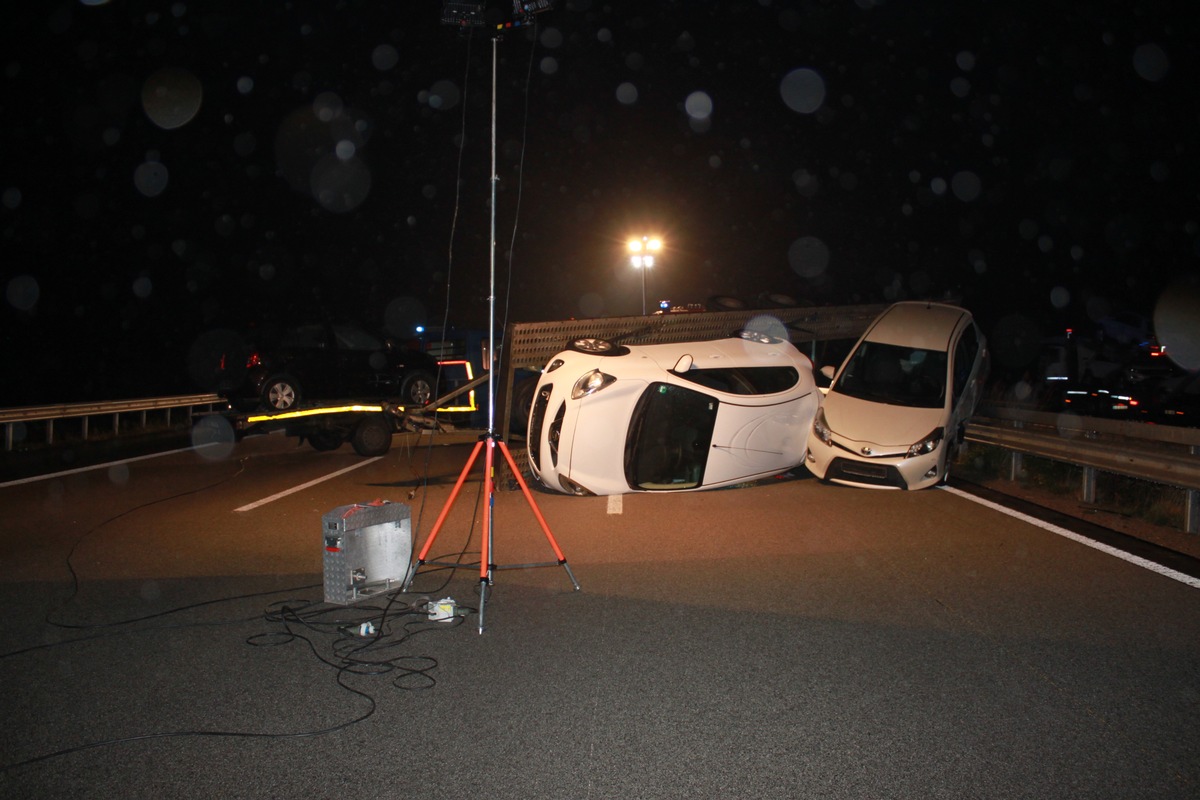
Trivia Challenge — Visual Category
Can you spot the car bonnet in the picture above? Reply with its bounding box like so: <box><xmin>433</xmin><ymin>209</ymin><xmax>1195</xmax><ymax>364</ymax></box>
<box><xmin>822</xmin><ymin>390</ymin><xmax>947</xmax><ymax>449</ymax></box>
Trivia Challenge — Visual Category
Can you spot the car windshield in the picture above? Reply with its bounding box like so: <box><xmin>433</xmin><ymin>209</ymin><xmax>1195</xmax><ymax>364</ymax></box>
<box><xmin>834</xmin><ymin>341</ymin><xmax>947</xmax><ymax>408</ymax></box>
<box><xmin>624</xmin><ymin>382</ymin><xmax>718</xmax><ymax>490</ymax></box>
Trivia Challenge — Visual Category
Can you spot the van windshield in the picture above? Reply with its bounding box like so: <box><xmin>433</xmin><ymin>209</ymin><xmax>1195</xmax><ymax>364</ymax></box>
<box><xmin>833</xmin><ymin>341</ymin><xmax>947</xmax><ymax>408</ymax></box>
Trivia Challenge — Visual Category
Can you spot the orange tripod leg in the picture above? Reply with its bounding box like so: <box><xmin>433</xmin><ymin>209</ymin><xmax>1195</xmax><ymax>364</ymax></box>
<box><xmin>412</xmin><ymin>439</ymin><xmax>484</xmax><ymax>564</ymax></box>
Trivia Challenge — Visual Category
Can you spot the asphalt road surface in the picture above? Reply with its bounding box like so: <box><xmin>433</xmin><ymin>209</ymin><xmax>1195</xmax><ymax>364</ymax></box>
<box><xmin>1</xmin><ymin>431</ymin><xmax>1198</xmax><ymax>799</ymax></box>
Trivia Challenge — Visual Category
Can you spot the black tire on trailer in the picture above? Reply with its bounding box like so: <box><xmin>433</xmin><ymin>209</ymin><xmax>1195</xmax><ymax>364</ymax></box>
<box><xmin>308</xmin><ymin>429</ymin><xmax>345</xmax><ymax>452</ymax></box>
<box><xmin>350</xmin><ymin>414</ymin><xmax>393</xmax><ymax>457</ymax></box>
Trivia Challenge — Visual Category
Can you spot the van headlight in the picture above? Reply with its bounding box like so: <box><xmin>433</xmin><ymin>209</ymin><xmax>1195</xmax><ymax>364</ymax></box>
<box><xmin>906</xmin><ymin>427</ymin><xmax>944</xmax><ymax>458</ymax></box>
<box><xmin>812</xmin><ymin>407</ymin><xmax>833</xmax><ymax>445</ymax></box>
<box><xmin>572</xmin><ymin>369</ymin><xmax>616</xmax><ymax>399</ymax></box>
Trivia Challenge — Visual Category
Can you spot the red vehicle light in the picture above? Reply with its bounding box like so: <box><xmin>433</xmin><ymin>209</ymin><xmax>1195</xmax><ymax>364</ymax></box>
<box><xmin>246</xmin><ymin>352</ymin><xmax>262</xmax><ymax>369</ymax></box>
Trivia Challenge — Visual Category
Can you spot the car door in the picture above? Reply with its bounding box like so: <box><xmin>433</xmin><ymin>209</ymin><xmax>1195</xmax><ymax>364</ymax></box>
<box><xmin>331</xmin><ymin>324</ymin><xmax>395</xmax><ymax>398</ymax></box>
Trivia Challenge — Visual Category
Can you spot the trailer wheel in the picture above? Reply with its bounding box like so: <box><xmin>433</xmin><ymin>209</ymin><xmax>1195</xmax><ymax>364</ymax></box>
<box><xmin>308</xmin><ymin>430</ymin><xmax>345</xmax><ymax>452</ymax></box>
<box><xmin>350</xmin><ymin>415</ymin><xmax>393</xmax><ymax>457</ymax></box>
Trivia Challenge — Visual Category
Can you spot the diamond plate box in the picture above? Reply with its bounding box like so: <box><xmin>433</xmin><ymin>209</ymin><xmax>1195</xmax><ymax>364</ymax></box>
<box><xmin>322</xmin><ymin>500</ymin><xmax>413</xmax><ymax>605</ymax></box>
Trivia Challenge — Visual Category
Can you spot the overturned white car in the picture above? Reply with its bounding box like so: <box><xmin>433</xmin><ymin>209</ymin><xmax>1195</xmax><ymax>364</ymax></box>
<box><xmin>527</xmin><ymin>332</ymin><xmax>820</xmax><ymax>495</ymax></box>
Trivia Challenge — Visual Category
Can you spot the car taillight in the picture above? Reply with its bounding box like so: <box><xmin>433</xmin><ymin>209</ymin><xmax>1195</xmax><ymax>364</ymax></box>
<box><xmin>246</xmin><ymin>352</ymin><xmax>262</xmax><ymax>369</ymax></box>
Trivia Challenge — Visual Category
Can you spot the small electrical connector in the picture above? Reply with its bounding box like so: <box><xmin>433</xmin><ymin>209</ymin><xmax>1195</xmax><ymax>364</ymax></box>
<box><xmin>428</xmin><ymin>597</ymin><xmax>457</xmax><ymax>621</ymax></box>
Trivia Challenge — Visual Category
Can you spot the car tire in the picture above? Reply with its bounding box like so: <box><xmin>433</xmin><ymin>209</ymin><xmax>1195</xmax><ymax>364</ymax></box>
<box><xmin>510</xmin><ymin>375</ymin><xmax>538</xmax><ymax>434</ymax></box>
<box><xmin>308</xmin><ymin>430</ymin><xmax>345</xmax><ymax>452</ymax></box>
<box><xmin>350</xmin><ymin>415</ymin><xmax>393</xmax><ymax>457</ymax></box>
<box><xmin>400</xmin><ymin>370</ymin><xmax>435</xmax><ymax>407</ymax></box>
<box><xmin>568</xmin><ymin>338</ymin><xmax>628</xmax><ymax>356</ymax></box>
<box><xmin>262</xmin><ymin>375</ymin><xmax>301</xmax><ymax>411</ymax></box>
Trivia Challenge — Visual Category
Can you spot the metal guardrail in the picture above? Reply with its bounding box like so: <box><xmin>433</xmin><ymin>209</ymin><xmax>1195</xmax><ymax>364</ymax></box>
<box><xmin>966</xmin><ymin>405</ymin><xmax>1200</xmax><ymax>533</ymax></box>
<box><xmin>1</xmin><ymin>394</ymin><xmax>223</xmax><ymax>451</ymax></box>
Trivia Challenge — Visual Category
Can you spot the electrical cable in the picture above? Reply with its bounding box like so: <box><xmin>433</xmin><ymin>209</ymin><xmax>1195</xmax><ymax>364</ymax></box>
<box><xmin>45</xmin><ymin>457</ymin><xmax>248</xmax><ymax>628</ymax></box>
<box><xmin>3</xmin><ymin>584</ymin><xmax>473</xmax><ymax>771</ymax></box>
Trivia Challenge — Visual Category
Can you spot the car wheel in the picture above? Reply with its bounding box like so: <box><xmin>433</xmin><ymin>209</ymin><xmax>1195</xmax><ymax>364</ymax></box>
<box><xmin>400</xmin><ymin>370</ymin><xmax>435</xmax><ymax>407</ymax></box>
<box><xmin>262</xmin><ymin>375</ymin><xmax>301</xmax><ymax>411</ymax></box>
<box><xmin>568</xmin><ymin>338</ymin><xmax>628</xmax><ymax>356</ymax></box>
<box><xmin>350</xmin><ymin>415</ymin><xmax>393</xmax><ymax>457</ymax></box>
<box><xmin>308</xmin><ymin>429</ymin><xmax>344</xmax><ymax>452</ymax></box>
<box><xmin>510</xmin><ymin>375</ymin><xmax>538</xmax><ymax>434</ymax></box>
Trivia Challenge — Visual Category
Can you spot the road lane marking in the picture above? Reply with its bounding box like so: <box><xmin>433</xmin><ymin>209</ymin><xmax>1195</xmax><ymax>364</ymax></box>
<box><xmin>0</xmin><ymin>445</ymin><xmax>215</xmax><ymax>488</ymax></box>
<box><xmin>235</xmin><ymin>457</ymin><xmax>382</xmax><ymax>512</ymax></box>
<box><xmin>607</xmin><ymin>494</ymin><xmax>623</xmax><ymax>514</ymax></box>
<box><xmin>942</xmin><ymin>485</ymin><xmax>1200</xmax><ymax>589</ymax></box>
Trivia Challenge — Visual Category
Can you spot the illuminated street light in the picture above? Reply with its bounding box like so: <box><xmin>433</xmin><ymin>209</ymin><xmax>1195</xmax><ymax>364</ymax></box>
<box><xmin>628</xmin><ymin>236</ymin><xmax>663</xmax><ymax>315</ymax></box>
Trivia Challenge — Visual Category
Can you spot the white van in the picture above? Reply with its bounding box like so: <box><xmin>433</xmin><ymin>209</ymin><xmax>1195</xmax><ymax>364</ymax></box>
<box><xmin>806</xmin><ymin>301</ymin><xmax>989</xmax><ymax>490</ymax></box>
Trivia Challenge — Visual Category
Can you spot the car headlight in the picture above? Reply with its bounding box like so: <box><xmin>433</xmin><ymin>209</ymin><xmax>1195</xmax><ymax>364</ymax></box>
<box><xmin>571</xmin><ymin>369</ymin><xmax>616</xmax><ymax>399</ymax></box>
<box><xmin>812</xmin><ymin>407</ymin><xmax>833</xmax><ymax>445</ymax></box>
<box><xmin>906</xmin><ymin>427</ymin><xmax>944</xmax><ymax>458</ymax></box>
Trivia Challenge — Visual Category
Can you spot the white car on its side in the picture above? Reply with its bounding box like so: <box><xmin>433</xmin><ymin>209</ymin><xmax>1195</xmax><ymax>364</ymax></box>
<box><xmin>806</xmin><ymin>301</ymin><xmax>989</xmax><ymax>490</ymax></box>
<box><xmin>526</xmin><ymin>332</ymin><xmax>820</xmax><ymax>495</ymax></box>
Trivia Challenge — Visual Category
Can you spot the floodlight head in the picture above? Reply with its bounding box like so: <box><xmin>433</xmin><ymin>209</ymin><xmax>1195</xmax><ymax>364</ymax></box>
<box><xmin>441</xmin><ymin>1</ymin><xmax>487</xmax><ymax>27</ymax></box>
<box><xmin>514</xmin><ymin>0</ymin><xmax>556</xmax><ymax>22</ymax></box>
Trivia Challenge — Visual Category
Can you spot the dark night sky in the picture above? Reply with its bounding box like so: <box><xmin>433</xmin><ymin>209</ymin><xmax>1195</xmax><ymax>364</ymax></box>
<box><xmin>2</xmin><ymin>0</ymin><xmax>1198</xmax><ymax>405</ymax></box>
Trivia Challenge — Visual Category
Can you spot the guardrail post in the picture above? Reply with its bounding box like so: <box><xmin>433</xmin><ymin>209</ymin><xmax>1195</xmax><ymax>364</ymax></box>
<box><xmin>1008</xmin><ymin>420</ymin><xmax>1023</xmax><ymax>481</ymax></box>
<box><xmin>1081</xmin><ymin>466</ymin><xmax>1097</xmax><ymax>505</ymax></box>
<box><xmin>1189</xmin><ymin>445</ymin><xmax>1200</xmax><ymax>535</ymax></box>
<box><xmin>49</xmin><ymin>418</ymin><xmax>56</xmax><ymax>445</ymax></box>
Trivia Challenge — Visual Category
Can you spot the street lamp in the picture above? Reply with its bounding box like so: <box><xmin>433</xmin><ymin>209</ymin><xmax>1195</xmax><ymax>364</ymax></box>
<box><xmin>627</xmin><ymin>235</ymin><xmax>663</xmax><ymax>315</ymax></box>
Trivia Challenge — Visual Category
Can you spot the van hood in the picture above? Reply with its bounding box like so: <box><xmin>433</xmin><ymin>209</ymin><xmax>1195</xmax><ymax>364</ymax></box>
<box><xmin>823</xmin><ymin>391</ymin><xmax>946</xmax><ymax>448</ymax></box>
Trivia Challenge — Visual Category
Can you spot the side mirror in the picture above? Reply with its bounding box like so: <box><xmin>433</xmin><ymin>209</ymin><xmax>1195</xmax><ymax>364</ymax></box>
<box><xmin>673</xmin><ymin>354</ymin><xmax>694</xmax><ymax>372</ymax></box>
<box><xmin>820</xmin><ymin>365</ymin><xmax>836</xmax><ymax>380</ymax></box>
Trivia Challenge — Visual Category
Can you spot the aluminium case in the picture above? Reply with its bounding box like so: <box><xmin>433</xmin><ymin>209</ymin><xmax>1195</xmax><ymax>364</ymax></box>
<box><xmin>322</xmin><ymin>500</ymin><xmax>413</xmax><ymax>605</ymax></box>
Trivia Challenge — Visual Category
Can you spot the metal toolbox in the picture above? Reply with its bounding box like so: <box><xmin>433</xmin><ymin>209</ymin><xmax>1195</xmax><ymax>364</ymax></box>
<box><xmin>321</xmin><ymin>500</ymin><xmax>413</xmax><ymax>605</ymax></box>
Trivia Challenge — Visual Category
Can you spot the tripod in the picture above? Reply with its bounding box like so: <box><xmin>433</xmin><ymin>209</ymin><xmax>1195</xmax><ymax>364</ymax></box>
<box><xmin>404</xmin><ymin>34</ymin><xmax>579</xmax><ymax>632</ymax></box>
<box><xmin>405</xmin><ymin>432</ymin><xmax>579</xmax><ymax>632</ymax></box>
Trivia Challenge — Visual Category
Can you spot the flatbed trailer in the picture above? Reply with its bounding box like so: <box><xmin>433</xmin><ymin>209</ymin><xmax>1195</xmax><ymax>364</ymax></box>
<box><xmin>218</xmin><ymin>372</ymin><xmax>491</xmax><ymax>456</ymax></box>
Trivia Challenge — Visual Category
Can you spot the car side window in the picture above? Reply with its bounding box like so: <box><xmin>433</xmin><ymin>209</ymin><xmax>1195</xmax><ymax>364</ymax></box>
<box><xmin>952</xmin><ymin>324</ymin><xmax>979</xmax><ymax>402</ymax></box>
<box><xmin>282</xmin><ymin>325</ymin><xmax>327</xmax><ymax>348</ymax></box>
<box><xmin>333</xmin><ymin>325</ymin><xmax>383</xmax><ymax>351</ymax></box>
<box><xmin>674</xmin><ymin>366</ymin><xmax>799</xmax><ymax>395</ymax></box>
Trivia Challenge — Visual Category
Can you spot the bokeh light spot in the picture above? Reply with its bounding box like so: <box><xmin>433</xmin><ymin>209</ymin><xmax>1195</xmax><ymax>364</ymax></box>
<box><xmin>134</xmin><ymin>160</ymin><xmax>169</xmax><ymax>197</ymax></box>
<box><xmin>1154</xmin><ymin>274</ymin><xmax>1200</xmax><ymax>370</ymax></box>
<box><xmin>780</xmin><ymin>68</ymin><xmax>825</xmax><ymax>114</ymax></box>
<box><xmin>788</xmin><ymin>236</ymin><xmax>830</xmax><ymax>278</ymax></box>
<box><xmin>6</xmin><ymin>274</ymin><xmax>39</xmax><ymax>312</ymax></box>
<box><xmin>685</xmin><ymin>91</ymin><xmax>713</xmax><ymax>120</ymax></box>
<box><xmin>142</xmin><ymin>67</ymin><xmax>202</xmax><ymax>130</ymax></box>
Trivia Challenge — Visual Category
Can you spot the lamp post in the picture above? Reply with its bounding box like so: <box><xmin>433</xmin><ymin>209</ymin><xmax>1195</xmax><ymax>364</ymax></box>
<box><xmin>627</xmin><ymin>235</ymin><xmax>662</xmax><ymax>315</ymax></box>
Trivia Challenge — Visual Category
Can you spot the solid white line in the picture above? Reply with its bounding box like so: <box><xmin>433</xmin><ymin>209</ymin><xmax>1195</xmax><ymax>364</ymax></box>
<box><xmin>941</xmin><ymin>485</ymin><xmax>1200</xmax><ymax>589</ymax></box>
<box><xmin>607</xmin><ymin>494</ymin><xmax>623</xmax><ymax>515</ymax></box>
<box><xmin>0</xmin><ymin>445</ymin><xmax>213</xmax><ymax>488</ymax></box>
<box><xmin>234</xmin><ymin>457</ymin><xmax>382</xmax><ymax>512</ymax></box>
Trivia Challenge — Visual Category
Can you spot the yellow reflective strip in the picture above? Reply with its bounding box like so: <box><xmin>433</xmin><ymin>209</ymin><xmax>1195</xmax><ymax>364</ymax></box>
<box><xmin>246</xmin><ymin>404</ymin><xmax>385</xmax><ymax>423</ymax></box>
